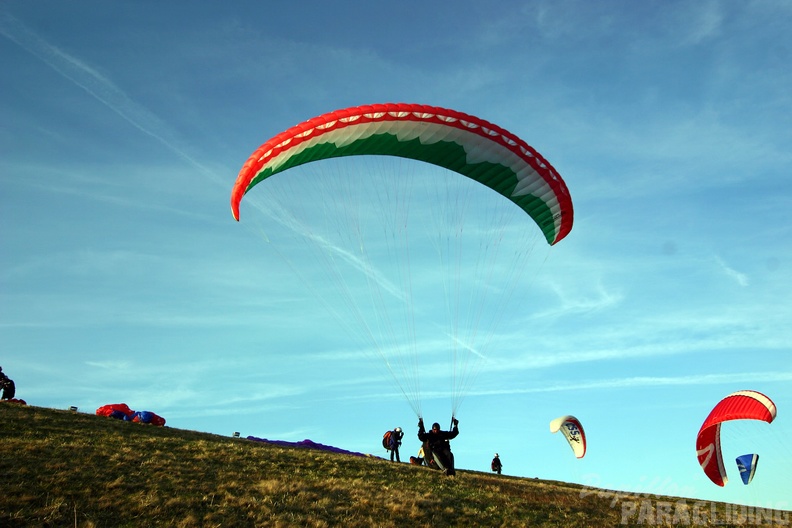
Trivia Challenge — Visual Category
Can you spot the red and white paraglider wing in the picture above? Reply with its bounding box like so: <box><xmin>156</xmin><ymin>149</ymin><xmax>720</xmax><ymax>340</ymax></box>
<box><xmin>695</xmin><ymin>390</ymin><xmax>777</xmax><ymax>486</ymax></box>
<box><xmin>550</xmin><ymin>415</ymin><xmax>587</xmax><ymax>459</ymax></box>
<box><xmin>231</xmin><ymin>103</ymin><xmax>573</xmax><ymax>246</ymax></box>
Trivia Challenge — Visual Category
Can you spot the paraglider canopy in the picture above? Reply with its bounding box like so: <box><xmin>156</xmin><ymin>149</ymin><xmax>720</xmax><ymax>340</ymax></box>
<box><xmin>736</xmin><ymin>454</ymin><xmax>759</xmax><ymax>485</ymax></box>
<box><xmin>550</xmin><ymin>415</ymin><xmax>586</xmax><ymax>459</ymax></box>
<box><xmin>695</xmin><ymin>390</ymin><xmax>776</xmax><ymax>487</ymax></box>
<box><xmin>231</xmin><ymin>103</ymin><xmax>573</xmax><ymax>246</ymax></box>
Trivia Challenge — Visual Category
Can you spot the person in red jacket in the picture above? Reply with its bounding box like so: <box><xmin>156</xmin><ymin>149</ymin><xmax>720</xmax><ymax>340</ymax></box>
<box><xmin>417</xmin><ymin>417</ymin><xmax>459</xmax><ymax>476</ymax></box>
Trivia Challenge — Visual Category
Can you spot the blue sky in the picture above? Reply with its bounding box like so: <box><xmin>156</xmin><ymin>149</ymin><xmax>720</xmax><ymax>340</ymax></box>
<box><xmin>2</xmin><ymin>0</ymin><xmax>790</xmax><ymax>511</ymax></box>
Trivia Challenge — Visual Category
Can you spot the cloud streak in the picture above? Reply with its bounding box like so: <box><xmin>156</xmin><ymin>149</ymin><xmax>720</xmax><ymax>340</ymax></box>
<box><xmin>0</xmin><ymin>12</ymin><xmax>221</xmax><ymax>185</ymax></box>
<box><xmin>471</xmin><ymin>371</ymin><xmax>792</xmax><ymax>396</ymax></box>
<box><xmin>714</xmin><ymin>256</ymin><xmax>749</xmax><ymax>286</ymax></box>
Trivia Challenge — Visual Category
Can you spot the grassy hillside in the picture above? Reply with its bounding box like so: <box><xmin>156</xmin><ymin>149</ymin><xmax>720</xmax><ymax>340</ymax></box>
<box><xmin>1</xmin><ymin>404</ymin><xmax>786</xmax><ymax>527</ymax></box>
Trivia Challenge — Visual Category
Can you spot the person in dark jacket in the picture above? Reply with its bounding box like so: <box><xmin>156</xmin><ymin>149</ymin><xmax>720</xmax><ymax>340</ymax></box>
<box><xmin>389</xmin><ymin>427</ymin><xmax>404</xmax><ymax>462</ymax></box>
<box><xmin>417</xmin><ymin>417</ymin><xmax>459</xmax><ymax>476</ymax></box>
<box><xmin>491</xmin><ymin>453</ymin><xmax>502</xmax><ymax>474</ymax></box>
<box><xmin>0</xmin><ymin>367</ymin><xmax>15</xmax><ymax>400</ymax></box>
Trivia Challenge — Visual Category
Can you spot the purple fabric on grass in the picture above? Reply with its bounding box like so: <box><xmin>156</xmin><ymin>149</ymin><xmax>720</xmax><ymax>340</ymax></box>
<box><xmin>246</xmin><ymin>437</ymin><xmax>372</xmax><ymax>458</ymax></box>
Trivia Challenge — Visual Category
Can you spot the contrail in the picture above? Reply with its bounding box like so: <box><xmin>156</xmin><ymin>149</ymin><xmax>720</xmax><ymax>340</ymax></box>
<box><xmin>0</xmin><ymin>12</ymin><xmax>443</xmax><ymax>328</ymax></box>
<box><xmin>0</xmin><ymin>11</ymin><xmax>221</xmax><ymax>185</ymax></box>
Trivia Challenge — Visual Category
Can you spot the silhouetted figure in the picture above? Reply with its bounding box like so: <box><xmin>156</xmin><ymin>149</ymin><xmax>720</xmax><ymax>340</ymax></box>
<box><xmin>491</xmin><ymin>453</ymin><xmax>502</xmax><ymax>475</ymax></box>
<box><xmin>0</xmin><ymin>366</ymin><xmax>15</xmax><ymax>400</ymax></box>
<box><xmin>388</xmin><ymin>427</ymin><xmax>404</xmax><ymax>462</ymax></box>
<box><xmin>417</xmin><ymin>418</ymin><xmax>459</xmax><ymax>476</ymax></box>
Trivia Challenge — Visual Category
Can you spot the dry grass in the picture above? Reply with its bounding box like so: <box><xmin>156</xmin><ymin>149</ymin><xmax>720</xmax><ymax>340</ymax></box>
<box><xmin>1</xmin><ymin>404</ymin><xmax>787</xmax><ymax>527</ymax></box>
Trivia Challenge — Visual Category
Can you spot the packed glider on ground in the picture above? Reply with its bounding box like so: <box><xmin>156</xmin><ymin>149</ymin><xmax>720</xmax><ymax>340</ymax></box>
<box><xmin>231</xmin><ymin>103</ymin><xmax>573</xmax><ymax>417</ymax></box>
<box><xmin>695</xmin><ymin>390</ymin><xmax>776</xmax><ymax>486</ymax></box>
<box><xmin>550</xmin><ymin>415</ymin><xmax>586</xmax><ymax>459</ymax></box>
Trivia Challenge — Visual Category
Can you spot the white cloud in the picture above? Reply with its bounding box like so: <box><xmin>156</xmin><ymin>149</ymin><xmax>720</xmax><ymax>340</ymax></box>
<box><xmin>714</xmin><ymin>256</ymin><xmax>749</xmax><ymax>286</ymax></box>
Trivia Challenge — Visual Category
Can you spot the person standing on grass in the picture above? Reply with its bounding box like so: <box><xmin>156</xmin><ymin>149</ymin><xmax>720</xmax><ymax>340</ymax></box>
<box><xmin>491</xmin><ymin>453</ymin><xmax>502</xmax><ymax>475</ymax></box>
<box><xmin>388</xmin><ymin>427</ymin><xmax>404</xmax><ymax>462</ymax></box>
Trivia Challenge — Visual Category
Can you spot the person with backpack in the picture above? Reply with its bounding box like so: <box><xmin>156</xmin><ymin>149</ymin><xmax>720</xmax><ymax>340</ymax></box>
<box><xmin>389</xmin><ymin>427</ymin><xmax>403</xmax><ymax>462</ymax></box>
<box><xmin>382</xmin><ymin>427</ymin><xmax>404</xmax><ymax>462</ymax></box>
<box><xmin>417</xmin><ymin>417</ymin><xmax>459</xmax><ymax>476</ymax></box>
<box><xmin>491</xmin><ymin>453</ymin><xmax>502</xmax><ymax>474</ymax></box>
